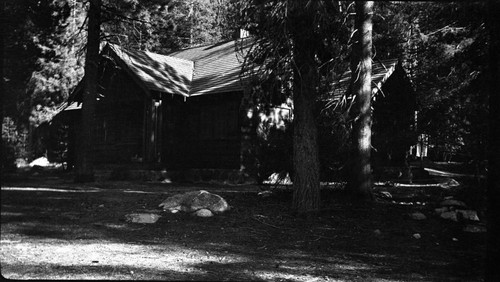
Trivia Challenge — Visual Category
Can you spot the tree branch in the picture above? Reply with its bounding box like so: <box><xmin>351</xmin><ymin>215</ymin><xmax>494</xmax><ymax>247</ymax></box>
<box><xmin>101</xmin><ymin>4</ymin><xmax>152</xmax><ymax>26</ymax></box>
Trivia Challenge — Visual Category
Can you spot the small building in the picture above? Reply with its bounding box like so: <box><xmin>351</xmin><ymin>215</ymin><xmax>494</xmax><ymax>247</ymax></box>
<box><xmin>54</xmin><ymin>40</ymin><xmax>414</xmax><ymax>181</ymax></box>
<box><xmin>54</xmin><ymin>38</ymin><xmax>291</xmax><ymax>181</ymax></box>
<box><xmin>328</xmin><ymin>59</ymin><xmax>417</xmax><ymax>167</ymax></box>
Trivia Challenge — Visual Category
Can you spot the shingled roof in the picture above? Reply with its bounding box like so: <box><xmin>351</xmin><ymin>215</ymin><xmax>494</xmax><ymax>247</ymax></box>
<box><xmin>59</xmin><ymin>43</ymin><xmax>402</xmax><ymax>114</ymax></box>
<box><xmin>106</xmin><ymin>39</ymin><xmax>251</xmax><ymax>98</ymax></box>
<box><xmin>58</xmin><ymin>39</ymin><xmax>252</xmax><ymax>112</ymax></box>
<box><xmin>107</xmin><ymin>44</ymin><xmax>194</xmax><ymax>97</ymax></box>
<box><xmin>167</xmin><ymin>39</ymin><xmax>251</xmax><ymax>96</ymax></box>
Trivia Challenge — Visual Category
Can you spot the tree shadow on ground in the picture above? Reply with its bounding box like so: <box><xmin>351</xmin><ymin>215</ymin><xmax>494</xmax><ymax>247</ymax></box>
<box><xmin>1</xmin><ymin>182</ymin><xmax>486</xmax><ymax>281</ymax></box>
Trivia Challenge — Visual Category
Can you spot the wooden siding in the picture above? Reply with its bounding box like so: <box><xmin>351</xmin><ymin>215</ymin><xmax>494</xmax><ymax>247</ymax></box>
<box><xmin>161</xmin><ymin>92</ymin><xmax>242</xmax><ymax>169</ymax></box>
<box><xmin>93</xmin><ymin>68</ymin><xmax>145</xmax><ymax>163</ymax></box>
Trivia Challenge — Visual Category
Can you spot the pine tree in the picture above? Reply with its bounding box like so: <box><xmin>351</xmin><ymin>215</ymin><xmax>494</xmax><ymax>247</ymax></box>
<box><xmin>347</xmin><ymin>1</ymin><xmax>374</xmax><ymax>201</ymax></box>
<box><xmin>75</xmin><ymin>0</ymin><xmax>101</xmax><ymax>182</ymax></box>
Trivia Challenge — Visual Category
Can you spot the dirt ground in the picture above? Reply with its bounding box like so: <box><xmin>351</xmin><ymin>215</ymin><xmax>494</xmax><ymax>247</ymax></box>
<box><xmin>1</xmin><ymin>168</ymin><xmax>486</xmax><ymax>281</ymax></box>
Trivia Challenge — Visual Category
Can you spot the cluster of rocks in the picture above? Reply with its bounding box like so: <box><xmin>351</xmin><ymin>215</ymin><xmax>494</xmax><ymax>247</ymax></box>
<box><xmin>125</xmin><ymin>190</ymin><xmax>229</xmax><ymax>223</ymax></box>
<box><xmin>434</xmin><ymin>198</ymin><xmax>480</xmax><ymax>223</ymax></box>
<box><xmin>158</xmin><ymin>190</ymin><xmax>230</xmax><ymax>218</ymax></box>
<box><xmin>410</xmin><ymin>196</ymin><xmax>486</xmax><ymax>233</ymax></box>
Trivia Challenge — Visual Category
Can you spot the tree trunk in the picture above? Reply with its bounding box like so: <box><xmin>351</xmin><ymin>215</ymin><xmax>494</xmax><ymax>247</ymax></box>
<box><xmin>347</xmin><ymin>1</ymin><xmax>374</xmax><ymax>201</ymax></box>
<box><xmin>486</xmin><ymin>0</ymin><xmax>500</xmax><ymax>280</ymax></box>
<box><xmin>292</xmin><ymin>44</ymin><xmax>321</xmax><ymax>214</ymax></box>
<box><xmin>75</xmin><ymin>0</ymin><xmax>101</xmax><ymax>182</ymax></box>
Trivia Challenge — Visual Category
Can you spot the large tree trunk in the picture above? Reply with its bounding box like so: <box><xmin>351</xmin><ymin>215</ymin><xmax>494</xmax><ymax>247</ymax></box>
<box><xmin>486</xmin><ymin>0</ymin><xmax>500</xmax><ymax>280</ymax></box>
<box><xmin>347</xmin><ymin>1</ymin><xmax>374</xmax><ymax>201</ymax></box>
<box><xmin>291</xmin><ymin>10</ymin><xmax>321</xmax><ymax>213</ymax></box>
<box><xmin>292</xmin><ymin>64</ymin><xmax>321</xmax><ymax>213</ymax></box>
<box><xmin>75</xmin><ymin>0</ymin><xmax>101</xmax><ymax>182</ymax></box>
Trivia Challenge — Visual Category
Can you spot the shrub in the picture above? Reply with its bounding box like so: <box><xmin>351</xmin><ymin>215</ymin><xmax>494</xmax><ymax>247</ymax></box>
<box><xmin>2</xmin><ymin>117</ymin><xmax>29</xmax><ymax>171</ymax></box>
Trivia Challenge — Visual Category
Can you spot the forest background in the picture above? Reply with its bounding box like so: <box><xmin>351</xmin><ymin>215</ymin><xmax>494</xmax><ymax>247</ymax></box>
<box><xmin>1</xmin><ymin>0</ymin><xmax>489</xmax><ymax>173</ymax></box>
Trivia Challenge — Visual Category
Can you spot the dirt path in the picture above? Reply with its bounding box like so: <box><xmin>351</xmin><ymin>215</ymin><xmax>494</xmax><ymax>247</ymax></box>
<box><xmin>1</xmin><ymin>179</ymin><xmax>486</xmax><ymax>281</ymax></box>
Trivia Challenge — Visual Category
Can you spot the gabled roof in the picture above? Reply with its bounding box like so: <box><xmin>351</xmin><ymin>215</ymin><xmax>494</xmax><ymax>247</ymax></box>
<box><xmin>58</xmin><ymin>39</ymin><xmax>251</xmax><ymax>112</ymax></box>
<box><xmin>107</xmin><ymin>44</ymin><xmax>193</xmax><ymax>97</ymax></box>
<box><xmin>105</xmin><ymin>39</ymin><xmax>251</xmax><ymax>98</ymax></box>
<box><xmin>330</xmin><ymin>59</ymin><xmax>400</xmax><ymax>104</ymax></box>
<box><xmin>167</xmin><ymin>39</ymin><xmax>251</xmax><ymax>96</ymax></box>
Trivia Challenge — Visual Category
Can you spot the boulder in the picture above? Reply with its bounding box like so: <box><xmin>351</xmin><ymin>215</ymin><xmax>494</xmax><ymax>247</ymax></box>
<box><xmin>159</xmin><ymin>190</ymin><xmax>229</xmax><ymax>214</ymax></box>
<box><xmin>158</xmin><ymin>192</ymin><xmax>190</xmax><ymax>212</ymax></box>
<box><xmin>193</xmin><ymin>209</ymin><xmax>214</xmax><ymax>217</ymax></box>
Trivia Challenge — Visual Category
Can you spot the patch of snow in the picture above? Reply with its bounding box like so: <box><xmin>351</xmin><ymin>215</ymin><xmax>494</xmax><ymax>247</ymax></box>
<box><xmin>29</xmin><ymin>157</ymin><xmax>50</xmax><ymax>167</ymax></box>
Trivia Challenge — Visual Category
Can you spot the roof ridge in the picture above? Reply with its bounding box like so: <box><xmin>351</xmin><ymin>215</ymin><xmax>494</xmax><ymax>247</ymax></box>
<box><xmin>144</xmin><ymin>49</ymin><xmax>195</xmax><ymax>65</ymax></box>
<box><xmin>167</xmin><ymin>39</ymin><xmax>235</xmax><ymax>54</ymax></box>
<box><xmin>106</xmin><ymin>43</ymin><xmax>193</xmax><ymax>64</ymax></box>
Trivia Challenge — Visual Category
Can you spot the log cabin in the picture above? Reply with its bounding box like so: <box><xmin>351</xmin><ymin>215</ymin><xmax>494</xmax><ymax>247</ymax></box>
<box><xmin>53</xmin><ymin>38</ymin><xmax>414</xmax><ymax>182</ymax></box>
<box><xmin>54</xmin><ymin>38</ymin><xmax>291</xmax><ymax>181</ymax></box>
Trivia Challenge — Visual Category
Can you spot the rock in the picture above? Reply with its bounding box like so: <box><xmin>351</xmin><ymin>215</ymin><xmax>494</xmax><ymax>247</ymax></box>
<box><xmin>125</xmin><ymin>213</ymin><xmax>161</xmax><ymax>224</ymax></box>
<box><xmin>434</xmin><ymin>207</ymin><xmax>449</xmax><ymax>215</ymax></box>
<box><xmin>188</xmin><ymin>191</ymin><xmax>229</xmax><ymax>213</ymax></box>
<box><xmin>439</xmin><ymin>199</ymin><xmax>467</xmax><ymax>208</ymax></box>
<box><xmin>158</xmin><ymin>193</ymin><xmax>186</xmax><ymax>213</ymax></box>
<box><xmin>159</xmin><ymin>190</ymin><xmax>229</xmax><ymax>214</ymax></box>
<box><xmin>374</xmin><ymin>229</ymin><xmax>382</xmax><ymax>237</ymax></box>
<box><xmin>456</xmin><ymin>210</ymin><xmax>480</xmax><ymax>222</ymax></box>
<box><xmin>413</xmin><ymin>233</ymin><xmax>421</xmax><ymax>239</ymax></box>
<box><xmin>192</xmin><ymin>209</ymin><xmax>213</xmax><ymax>217</ymax></box>
<box><xmin>410</xmin><ymin>212</ymin><xmax>427</xmax><ymax>220</ymax></box>
<box><xmin>463</xmin><ymin>224</ymin><xmax>487</xmax><ymax>233</ymax></box>
<box><xmin>440</xmin><ymin>211</ymin><xmax>458</xmax><ymax>222</ymax></box>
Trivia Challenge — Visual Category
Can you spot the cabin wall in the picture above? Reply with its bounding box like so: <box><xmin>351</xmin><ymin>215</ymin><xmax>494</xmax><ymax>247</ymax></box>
<box><xmin>161</xmin><ymin>92</ymin><xmax>242</xmax><ymax>169</ymax></box>
<box><xmin>93</xmin><ymin>69</ymin><xmax>145</xmax><ymax>163</ymax></box>
<box><xmin>371</xmin><ymin>66</ymin><xmax>417</xmax><ymax>166</ymax></box>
